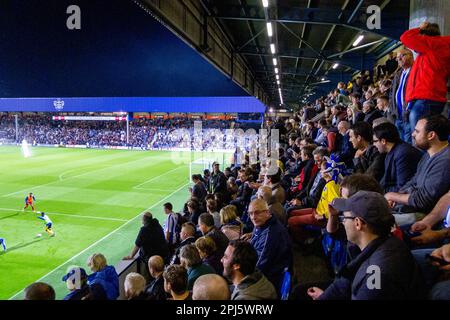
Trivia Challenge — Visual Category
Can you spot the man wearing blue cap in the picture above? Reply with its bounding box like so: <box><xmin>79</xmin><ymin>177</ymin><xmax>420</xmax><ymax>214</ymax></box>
<box><xmin>307</xmin><ymin>191</ymin><xmax>426</xmax><ymax>300</ymax></box>
<box><xmin>62</xmin><ymin>266</ymin><xmax>107</xmax><ymax>300</ymax></box>
<box><xmin>62</xmin><ymin>267</ymin><xmax>90</xmax><ymax>300</ymax></box>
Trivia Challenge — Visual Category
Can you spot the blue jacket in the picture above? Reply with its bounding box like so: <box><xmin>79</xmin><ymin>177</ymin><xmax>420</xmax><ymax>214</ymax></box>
<box><xmin>334</xmin><ymin>132</ymin><xmax>356</xmax><ymax>168</ymax></box>
<box><xmin>320</xmin><ymin>236</ymin><xmax>426</xmax><ymax>300</ymax></box>
<box><xmin>381</xmin><ymin>142</ymin><xmax>423</xmax><ymax>193</ymax></box>
<box><xmin>87</xmin><ymin>265</ymin><xmax>119</xmax><ymax>300</ymax></box>
<box><xmin>251</xmin><ymin>215</ymin><xmax>292</xmax><ymax>292</ymax></box>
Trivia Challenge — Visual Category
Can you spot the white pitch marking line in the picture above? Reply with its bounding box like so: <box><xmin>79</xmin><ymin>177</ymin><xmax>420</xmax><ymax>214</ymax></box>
<box><xmin>133</xmin><ymin>187</ymin><xmax>179</xmax><ymax>192</ymax></box>
<box><xmin>2</xmin><ymin>152</ymin><xmax>169</xmax><ymax>197</ymax></box>
<box><xmin>132</xmin><ymin>165</ymin><xmax>188</xmax><ymax>189</ymax></box>
<box><xmin>8</xmin><ymin>180</ymin><xmax>190</xmax><ymax>300</ymax></box>
<box><xmin>0</xmin><ymin>207</ymin><xmax>128</xmax><ymax>222</ymax></box>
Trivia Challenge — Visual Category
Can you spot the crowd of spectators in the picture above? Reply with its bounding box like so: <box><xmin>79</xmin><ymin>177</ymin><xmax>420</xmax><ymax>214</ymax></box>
<box><xmin>16</xmin><ymin>22</ymin><xmax>450</xmax><ymax>301</ymax></box>
<box><xmin>0</xmin><ymin>114</ymin><xmax>244</xmax><ymax>150</ymax></box>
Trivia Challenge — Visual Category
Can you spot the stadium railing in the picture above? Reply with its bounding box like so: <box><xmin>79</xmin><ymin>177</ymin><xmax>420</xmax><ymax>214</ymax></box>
<box><xmin>115</xmin><ymin>253</ymin><xmax>140</xmax><ymax>300</ymax></box>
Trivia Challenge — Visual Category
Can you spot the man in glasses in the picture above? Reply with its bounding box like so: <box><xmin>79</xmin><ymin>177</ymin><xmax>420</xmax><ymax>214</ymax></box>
<box><xmin>307</xmin><ymin>191</ymin><xmax>425</xmax><ymax>300</ymax></box>
<box><xmin>248</xmin><ymin>198</ymin><xmax>292</xmax><ymax>297</ymax></box>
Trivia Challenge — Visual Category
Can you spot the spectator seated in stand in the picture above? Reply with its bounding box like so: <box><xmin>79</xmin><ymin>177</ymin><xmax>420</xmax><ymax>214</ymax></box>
<box><xmin>288</xmin><ymin>145</ymin><xmax>318</xmax><ymax>201</ymax></box>
<box><xmin>163</xmin><ymin>264</ymin><xmax>191</xmax><ymax>300</ymax></box>
<box><xmin>124</xmin><ymin>273</ymin><xmax>148</xmax><ymax>300</ymax></box>
<box><xmin>286</xmin><ymin>147</ymin><xmax>328</xmax><ymax>215</ymax></box>
<box><xmin>349</xmin><ymin>121</ymin><xmax>385</xmax><ymax>181</ymax></box>
<box><xmin>384</xmin><ymin>115</ymin><xmax>450</xmax><ymax>226</ymax></box>
<box><xmin>61</xmin><ymin>267</ymin><xmax>104</xmax><ymax>300</ymax></box>
<box><xmin>249</xmin><ymin>199</ymin><xmax>292</xmax><ymax>295</ymax></box>
<box><xmin>288</xmin><ymin>158</ymin><xmax>343</xmax><ymax>244</ymax></box>
<box><xmin>198</xmin><ymin>213</ymin><xmax>229</xmax><ymax>257</ymax></box>
<box><xmin>257</xmin><ymin>185</ymin><xmax>286</xmax><ymax>226</ymax></box>
<box><xmin>222</xmin><ymin>240</ymin><xmax>277</xmax><ymax>300</ymax></box>
<box><xmin>372</xmin><ymin>122</ymin><xmax>422</xmax><ymax>193</ymax></box>
<box><xmin>192</xmin><ymin>274</ymin><xmax>230</xmax><ymax>300</ymax></box>
<box><xmin>180</xmin><ymin>244</ymin><xmax>216</xmax><ymax>290</ymax></box>
<box><xmin>307</xmin><ymin>191</ymin><xmax>426</xmax><ymax>300</ymax></box>
<box><xmin>170</xmin><ymin>222</ymin><xmax>197</xmax><ymax>265</ymax></box>
<box><xmin>195</xmin><ymin>236</ymin><xmax>224</xmax><ymax>275</ymax></box>
<box><xmin>86</xmin><ymin>253</ymin><xmax>119</xmax><ymax>300</ymax></box>
<box><xmin>219</xmin><ymin>205</ymin><xmax>243</xmax><ymax>240</ymax></box>
<box><xmin>23</xmin><ymin>282</ymin><xmax>55</xmax><ymax>300</ymax></box>
<box><xmin>145</xmin><ymin>255</ymin><xmax>167</xmax><ymax>300</ymax></box>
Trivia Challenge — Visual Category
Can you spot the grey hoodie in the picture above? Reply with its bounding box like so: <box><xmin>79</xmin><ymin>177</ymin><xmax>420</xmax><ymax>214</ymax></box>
<box><xmin>231</xmin><ymin>271</ymin><xmax>278</xmax><ymax>300</ymax></box>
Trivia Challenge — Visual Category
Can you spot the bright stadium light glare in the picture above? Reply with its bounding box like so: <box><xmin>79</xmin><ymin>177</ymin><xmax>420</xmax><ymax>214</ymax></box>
<box><xmin>352</xmin><ymin>35</ymin><xmax>364</xmax><ymax>47</ymax></box>
<box><xmin>273</xmin><ymin>58</ymin><xmax>277</xmax><ymax>66</ymax></box>
<box><xmin>21</xmin><ymin>139</ymin><xmax>31</xmax><ymax>158</ymax></box>
<box><xmin>270</xmin><ymin>43</ymin><xmax>276</xmax><ymax>54</ymax></box>
<box><xmin>276</xmin><ymin>75</ymin><xmax>279</xmax><ymax>80</ymax></box>
<box><xmin>267</xmin><ymin>22</ymin><xmax>273</xmax><ymax>37</ymax></box>
<box><xmin>262</xmin><ymin>0</ymin><xmax>269</xmax><ymax>8</ymax></box>
<box><xmin>274</xmin><ymin>67</ymin><xmax>279</xmax><ymax>74</ymax></box>
<box><xmin>277</xmin><ymin>80</ymin><xmax>280</xmax><ymax>85</ymax></box>
<box><xmin>332</xmin><ymin>63</ymin><xmax>339</xmax><ymax>69</ymax></box>
<box><xmin>269</xmin><ymin>107</ymin><xmax>274</xmax><ymax>113</ymax></box>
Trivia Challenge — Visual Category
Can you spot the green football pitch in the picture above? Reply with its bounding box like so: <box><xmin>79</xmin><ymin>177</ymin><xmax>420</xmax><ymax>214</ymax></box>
<box><xmin>0</xmin><ymin>145</ymin><xmax>229</xmax><ymax>299</ymax></box>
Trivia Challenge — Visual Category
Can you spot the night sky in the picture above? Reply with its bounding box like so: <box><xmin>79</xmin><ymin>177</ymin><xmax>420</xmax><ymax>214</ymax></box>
<box><xmin>0</xmin><ymin>0</ymin><xmax>248</xmax><ymax>98</ymax></box>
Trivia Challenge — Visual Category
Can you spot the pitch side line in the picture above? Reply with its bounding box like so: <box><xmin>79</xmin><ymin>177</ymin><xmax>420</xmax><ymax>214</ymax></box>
<box><xmin>132</xmin><ymin>165</ymin><xmax>188</xmax><ymax>189</ymax></box>
<box><xmin>8</xmin><ymin>181</ymin><xmax>190</xmax><ymax>300</ymax></box>
<box><xmin>0</xmin><ymin>207</ymin><xmax>128</xmax><ymax>222</ymax></box>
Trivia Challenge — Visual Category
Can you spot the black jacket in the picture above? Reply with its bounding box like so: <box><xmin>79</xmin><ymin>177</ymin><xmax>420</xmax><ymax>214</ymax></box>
<box><xmin>145</xmin><ymin>275</ymin><xmax>167</xmax><ymax>300</ymax></box>
<box><xmin>353</xmin><ymin>145</ymin><xmax>385</xmax><ymax>182</ymax></box>
<box><xmin>320</xmin><ymin>236</ymin><xmax>426</xmax><ymax>300</ymax></box>
<box><xmin>206</xmin><ymin>228</ymin><xmax>229</xmax><ymax>257</ymax></box>
<box><xmin>363</xmin><ymin>108</ymin><xmax>384</xmax><ymax>126</ymax></box>
<box><xmin>192</xmin><ymin>182</ymin><xmax>207</xmax><ymax>202</ymax></box>
<box><xmin>210</xmin><ymin>171</ymin><xmax>227</xmax><ymax>194</ymax></box>
<box><xmin>298</xmin><ymin>170</ymin><xmax>326</xmax><ymax>208</ymax></box>
<box><xmin>381</xmin><ymin>142</ymin><xmax>423</xmax><ymax>193</ymax></box>
<box><xmin>135</xmin><ymin>218</ymin><xmax>169</xmax><ymax>263</ymax></box>
<box><xmin>170</xmin><ymin>236</ymin><xmax>196</xmax><ymax>265</ymax></box>
<box><xmin>334</xmin><ymin>132</ymin><xmax>356</xmax><ymax>168</ymax></box>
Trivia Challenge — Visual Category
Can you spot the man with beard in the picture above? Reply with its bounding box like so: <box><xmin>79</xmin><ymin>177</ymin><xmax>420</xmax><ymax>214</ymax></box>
<box><xmin>221</xmin><ymin>240</ymin><xmax>277</xmax><ymax>300</ymax></box>
<box><xmin>385</xmin><ymin>115</ymin><xmax>450</xmax><ymax>226</ymax></box>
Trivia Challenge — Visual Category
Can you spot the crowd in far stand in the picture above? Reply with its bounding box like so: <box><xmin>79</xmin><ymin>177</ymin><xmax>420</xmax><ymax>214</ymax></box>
<box><xmin>0</xmin><ymin>114</ymin><xmax>242</xmax><ymax>150</ymax></box>
<box><xmin>18</xmin><ymin>22</ymin><xmax>450</xmax><ymax>301</ymax></box>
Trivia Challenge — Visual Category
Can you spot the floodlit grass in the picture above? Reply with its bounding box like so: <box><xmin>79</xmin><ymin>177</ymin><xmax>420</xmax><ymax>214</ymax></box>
<box><xmin>0</xmin><ymin>145</ymin><xmax>227</xmax><ymax>299</ymax></box>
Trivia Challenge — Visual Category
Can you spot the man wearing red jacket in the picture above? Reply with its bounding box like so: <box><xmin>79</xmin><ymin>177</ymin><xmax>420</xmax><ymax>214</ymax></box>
<box><xmin>400</xmin><ymin>22</ymin><xmax>450</xmax><ymax>143</ymax></box>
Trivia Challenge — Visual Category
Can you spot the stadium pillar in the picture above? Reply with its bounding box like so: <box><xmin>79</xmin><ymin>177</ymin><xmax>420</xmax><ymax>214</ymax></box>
<box><xmin>126</xmin><ymin>116</ymin><xmax>129</xmax><ymax>145</ymax></box>
<box><xmin>14</xmin><ymin>114</ymin><xmax>19</xmax><ymax>142</ymax></box>
<box><xmin>409</xmin><ymin>0</ymin><xmax>450</xmax><ymax>35</ymax></box>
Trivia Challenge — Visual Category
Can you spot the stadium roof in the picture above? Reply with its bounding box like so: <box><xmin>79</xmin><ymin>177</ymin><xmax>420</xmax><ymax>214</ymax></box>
<box><xmin>0</xmin><ymin>97</ymin><xmax>266</xmax><ymax>113</ymax></box>
<box><xmin>193</xmin><ymin>0</ymin><xmax>409</xmax><ymax>104</ymax></box>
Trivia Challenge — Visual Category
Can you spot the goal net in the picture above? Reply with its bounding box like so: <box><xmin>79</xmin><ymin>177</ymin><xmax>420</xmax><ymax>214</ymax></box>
<box><xmin>188</xmin><ymin>150</ymin><xmax>234</xmax><ymax>181</ymax></box>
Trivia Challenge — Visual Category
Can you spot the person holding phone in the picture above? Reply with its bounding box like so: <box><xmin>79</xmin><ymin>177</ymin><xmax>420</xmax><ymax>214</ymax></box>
<box><xmin>427</xmin><ymin>244</ymin><xmax>450</xmax><ymax>300</ymax></box>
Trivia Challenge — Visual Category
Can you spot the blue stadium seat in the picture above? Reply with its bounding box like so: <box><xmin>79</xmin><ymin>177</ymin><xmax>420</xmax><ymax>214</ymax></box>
<box><xmin>280</xmin><ymin>267</ymin><xmax>291</xmax><ymax>300</ymax></box>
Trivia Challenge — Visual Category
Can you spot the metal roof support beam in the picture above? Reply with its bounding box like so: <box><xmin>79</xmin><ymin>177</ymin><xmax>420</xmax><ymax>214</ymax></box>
<box><xmin>214</xmin><ymin>7</ymin><xmax>407</xmax><ymax>40</ymax></box>
<box><xmin>236</xmin><ymin>27</ymin><xmax>266</xmax><ymax>51</ymax></box>
<box><xmin>327</xmin><ymin>39</ymin><xmax>386</xmax><ymax>59</ymax></box>
<box><xmin>294</xmin><ymin>0</ymin><xmax>312</xmax><ymax>76</ymax></box>
<box><xmin>279</xmin><ymin>22</ymin><xmax>326</xmax><ymax>60</ymax></box>
<box><xmin>347</xmin><ymin>0</ymin><xmax>364</xmax><ymax>24</ymax></box>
